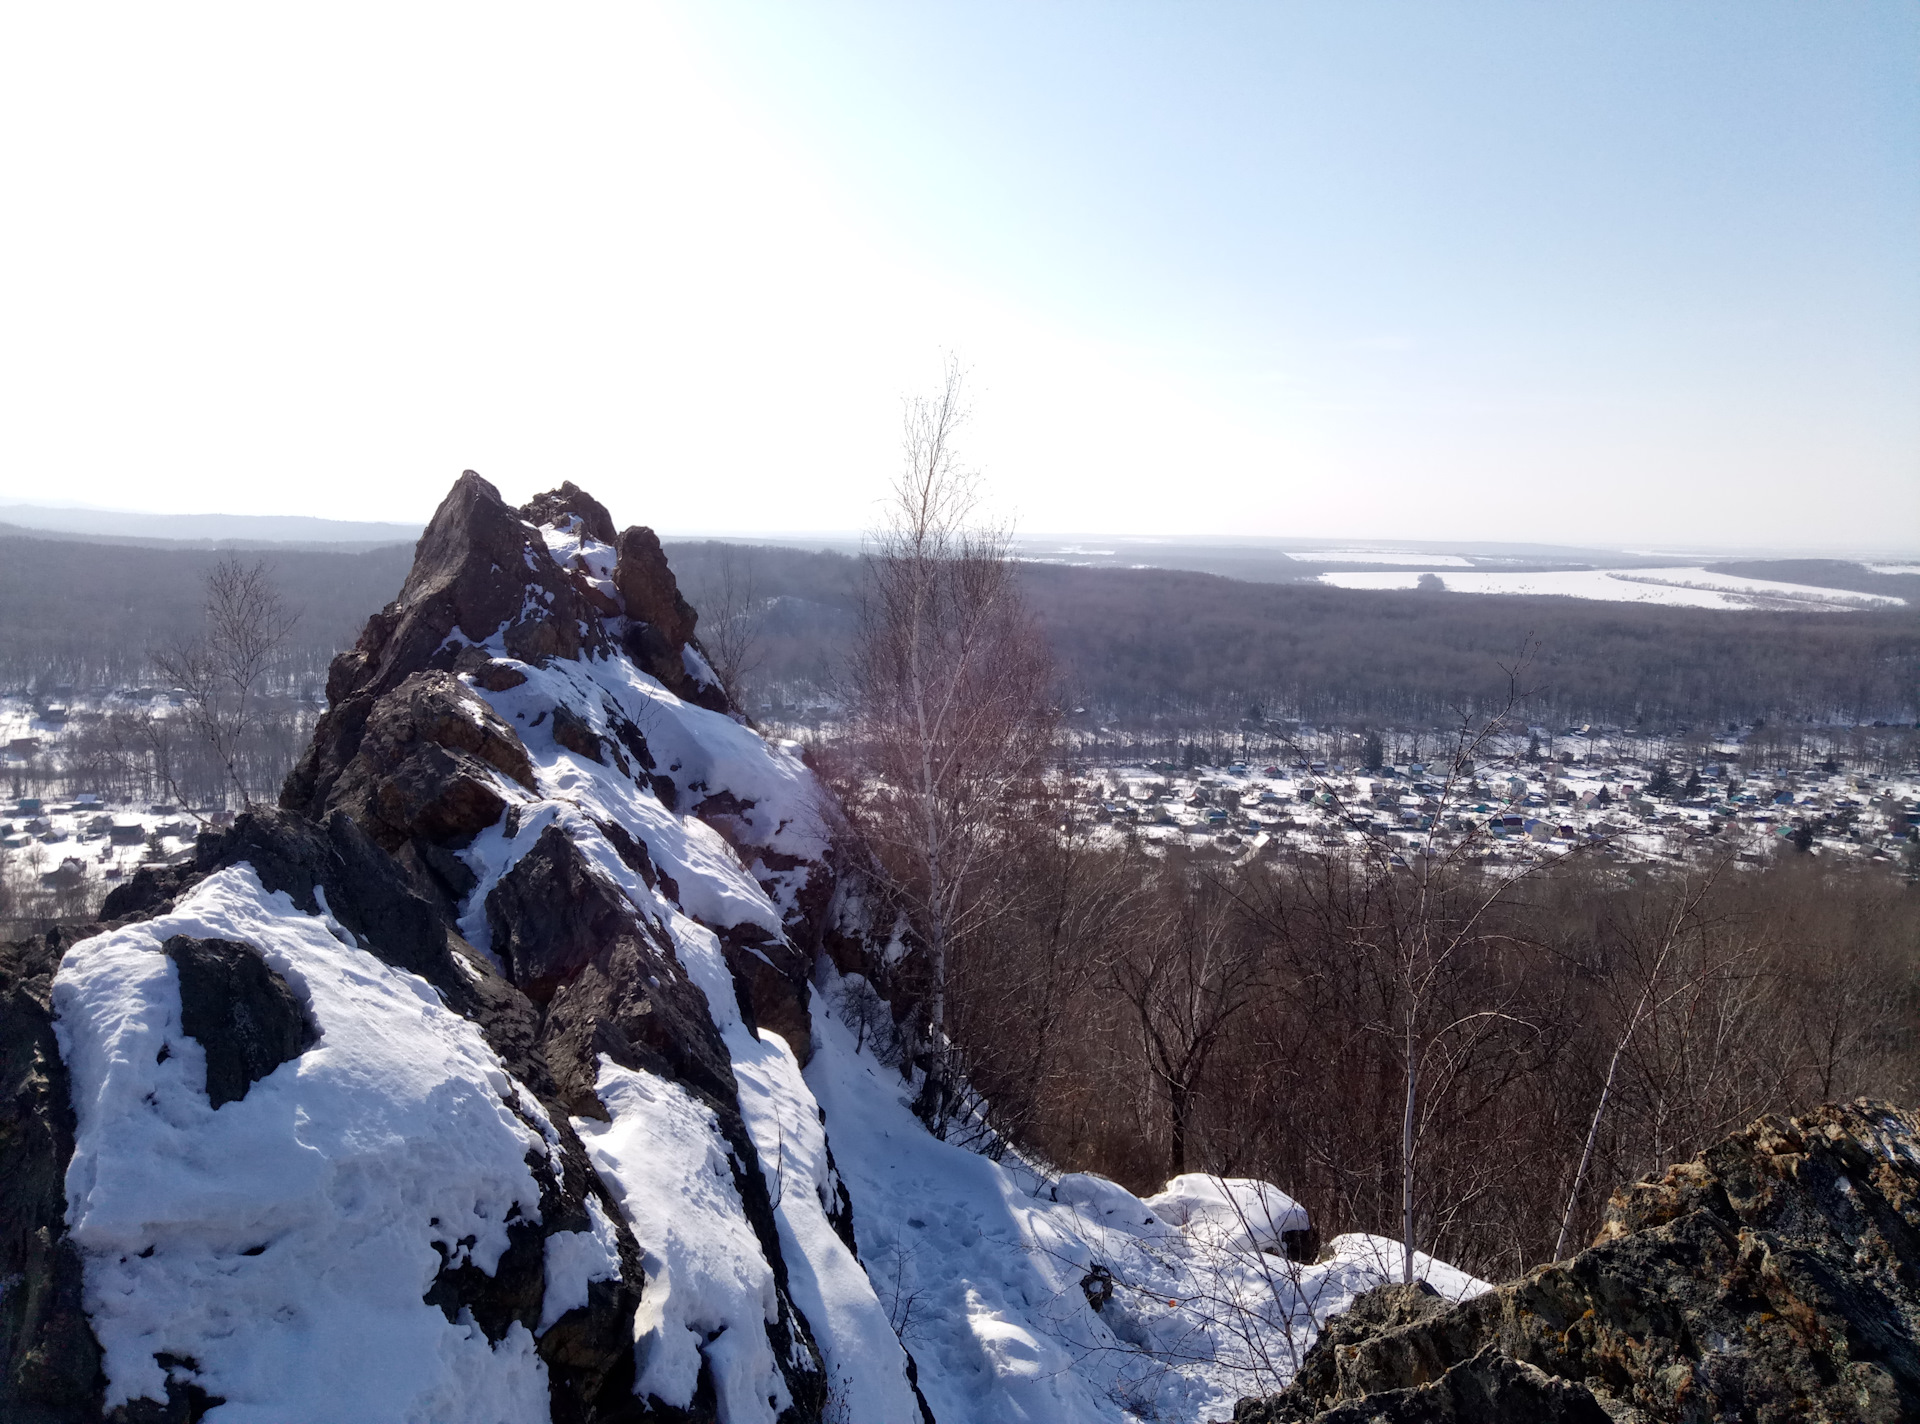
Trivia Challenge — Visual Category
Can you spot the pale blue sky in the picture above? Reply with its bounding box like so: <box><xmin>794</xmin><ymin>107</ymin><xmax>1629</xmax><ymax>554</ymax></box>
<box><xmin>0</xmin><ymin>2</ymin><xmax>1913</xmax><ymax>545</ymax></box>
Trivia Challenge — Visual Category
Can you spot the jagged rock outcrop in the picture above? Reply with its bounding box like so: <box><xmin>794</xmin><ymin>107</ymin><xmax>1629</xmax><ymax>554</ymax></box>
<box><xmin>0</xmin><ymin>471</ymin><xmax>932</xmax><ymax>1423</ymax></box>
<box><xmin>612</xmin><ymin>525</ymin><xmax>721</xmax><ymax>710</ymax></box>
<box><xmin>1233</xmin><ymin>1099</ymin><xmax>1920</xmax><ymax>1424</ymax></box>
<box><xmin>276</xmin><ymin>472</ymin><xmax>844</xmax><ymax>1413</ymax></box>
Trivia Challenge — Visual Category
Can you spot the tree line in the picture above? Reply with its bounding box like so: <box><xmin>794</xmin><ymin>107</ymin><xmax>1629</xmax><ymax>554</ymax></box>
<box><xmin>664</xmin><ymin>542</ymin><xmax>1919</xmax><ymax>733</ymax></box>
<box><xmin>886</xmin><ymin>835</ymin><xmax>1917</xmax><ymax>1281</ymax></box>
<box><xmin>0</xmin><ymin>533</ymin><xmax>411</xmax><ymax>693</ymax></box>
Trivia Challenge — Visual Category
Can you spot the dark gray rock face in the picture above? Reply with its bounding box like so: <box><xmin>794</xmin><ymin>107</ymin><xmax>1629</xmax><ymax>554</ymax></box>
<box><xmin>318</xmin><ymin>469</ymin><xmax>616</xmax><ymax>708</ymax></box>
<box><xmin>1233</xmin><ymin>1099</ymin><xmax>1920</xmax><ymax>1424</ymax></box>
<box><xmin>284</xmin><ymin>666</ymin><xmax>534</xmax><ymax>918</ymax></box>
<box><xmin>0</xmin><ymin>934</ymin><xmax>103</xmax><ymax>1423</ymax></box>
<box><xmin>160</xmin><ymin>936</ymin><xmax>314</xmax><ymax>1109</ymax></box>
<box><xmin>1297</xmin><ymin>1347</ymin><xmax>1612</xmax><ymax>1424</ymax></box>
<box><xmin>612</xmin><ymin>524</ymin><xmax>727</xmax><ymax>711</ymax></box>
<box><xmin>486</xmin><ymin>822</ymin><xmax>636</xmax><ymax>1003</ymax></box>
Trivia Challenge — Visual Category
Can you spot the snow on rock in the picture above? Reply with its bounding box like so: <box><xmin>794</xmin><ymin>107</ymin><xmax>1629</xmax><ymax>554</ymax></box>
<box><xmin>537</xmin><ymin>515</ymin><xmax>620</xmax><ymax>605</ymax></box>
<box><xmin>683</xmin><ymin>642</ymin><xmax>723</xmax><ymax>692</ymax></box>
<box><xmin>1053</xmin><ymin>1172</ymin><xmax>1163</xmax><ymax>1232</ymax></box>
<box><xmin>1307</xmin><ymin>1232</ymin><xmax>1491</xmax><ymax>1316</ymax></box>
<box><xmin>537</xmin><ymin>1195</ymin><xmax>625</xmax><ymax>1332</ymax></box>
<box><xmin>577</xmin><ymin>1058</ymin><xmax>790</xmax><ymax>1422</ymax></box>
<box><xmin>52</xmin><ymin>864</ymin><xmax>555</xmax><ymax>1424</ymax></box>
<box><xmin>676</xmin><ymin>908</ymin><xmax>927</xmax><ymax>1423</ymax></box>
<box><xmin>732</xmin><ymin>1029</ymin><xmax>927</xmax><ymax>1424</ymax></box>
<box><xmin>453</xmin><ymin>634</ymin><xmax>827</xmax><ymax>942</ymax></box>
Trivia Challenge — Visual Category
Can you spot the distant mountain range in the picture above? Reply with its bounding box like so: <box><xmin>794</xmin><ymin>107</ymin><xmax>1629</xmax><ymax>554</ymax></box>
<box><xmin>0</xmin><ymin>502</ymin><xmax>421</xmax><ymax>550</ymax></box>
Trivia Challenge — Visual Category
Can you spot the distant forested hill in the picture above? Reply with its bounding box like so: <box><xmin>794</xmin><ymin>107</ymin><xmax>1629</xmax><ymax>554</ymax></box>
<box><xmin>1017</xmin><ymin>562</ymin><xmax>1920</xmax><ymax>728</ymax></box>
<box><xmin>1</xmin><ymin>531</ymin><xmax>1913</xmax><ymax>729</ymax></box>
<box><xmin>667</xmin><ymin>541</ymin><xmax>1919</xmax><ymax>729</ymax></box>
<box><xmin>0</xmin><ymin>534</ymin><xmax>414</xmax><ymax>691</ymax></box>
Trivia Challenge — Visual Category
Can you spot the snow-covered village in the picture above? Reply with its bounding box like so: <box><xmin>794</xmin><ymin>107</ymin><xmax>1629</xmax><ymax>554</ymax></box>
<box><xmin>7</xmin><ymin>700</ymin><xmax>1918</xmax><ymax>932</ymax></box>
<box><xmin>1069</xmin><ymin>746</ymin><xmax>1920</xmax><ymax>871</ymax></box>
<box><xmin>5</xmin><ymin>7</ymin><xmax>1920</xmax><ymax>1424</ymax></box>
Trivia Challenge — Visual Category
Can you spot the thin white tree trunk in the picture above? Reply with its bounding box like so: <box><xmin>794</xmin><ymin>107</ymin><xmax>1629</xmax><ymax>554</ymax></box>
<box><xmin>1402</xmin><ymin>1009</ymin><xmax>1418</xmax><ymax>1285</ymax></box>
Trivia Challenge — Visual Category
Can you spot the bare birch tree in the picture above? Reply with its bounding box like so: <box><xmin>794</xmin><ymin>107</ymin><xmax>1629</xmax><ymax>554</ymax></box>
<box><xmin>1262</xmin><ymin>657</ymin><xmax>1579</xmax><ymax>1283</ymax></box>
<box><xmin>846</xmin><ymin>358</ymin><xmax>1057</xmax><ymax>1125</ymax></box>
<box><xmin>151</xmin><ymin>556</ymin><xmax>299</xmax><ymax>813</ymax></box>
<box><xmin>1551</xmin><ymin>862</ymin><xmax>1726</xmax><ymax>1260</ymax></box>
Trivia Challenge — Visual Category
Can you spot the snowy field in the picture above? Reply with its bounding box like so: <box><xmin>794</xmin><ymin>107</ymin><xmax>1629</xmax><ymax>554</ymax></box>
<box><xmin>1320</xmin><ymin>565</ymin><xmax>1905</xmax><ymax>611</ymax></box>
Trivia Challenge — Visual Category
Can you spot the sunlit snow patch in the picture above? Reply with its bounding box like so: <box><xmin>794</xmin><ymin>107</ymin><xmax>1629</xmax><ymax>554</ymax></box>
<box><xmin>576</xmin><ymin>1058</ymin><xmax>791</xmax><ymax>1424</ymax></box>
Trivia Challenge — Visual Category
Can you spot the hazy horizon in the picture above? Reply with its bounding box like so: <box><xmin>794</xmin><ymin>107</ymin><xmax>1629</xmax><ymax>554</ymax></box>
<box><xmin>3</xmin><ymin>493</ymin><xmax>1916</xmax><ymax>562</ymax></box>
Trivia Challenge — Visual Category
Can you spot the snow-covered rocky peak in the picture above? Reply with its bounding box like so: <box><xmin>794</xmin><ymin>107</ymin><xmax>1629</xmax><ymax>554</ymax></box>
<box><xmin>19</xmin><ymin>472</ymin><xmax>905</xmax><ymax>1422</ymax></box>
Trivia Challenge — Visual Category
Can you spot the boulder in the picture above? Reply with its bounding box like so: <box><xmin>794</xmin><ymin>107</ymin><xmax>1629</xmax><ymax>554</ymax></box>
<box><xmin>1233</xmin><ymin>1098</ymin><xmax>1920</xmax><ymax>1424</ymax></box>
<box><xmin>612</xmin><ymin>525</ymin><xmax>729</xmax><ymax>710</ymax></box>
<box><xmin>612</xmin><ymin>524</ymin><xmax>697</xmax><ymax>651</ymax></box>
<box><xmin>484</xmin><ymin>824</ymin><xmax>646</xmax><ymax>1004</ymax></box>
<box><xmin>161</xmin><ymin>936</ymin><xmax>316</xmax><ymax>1109</ymax></box>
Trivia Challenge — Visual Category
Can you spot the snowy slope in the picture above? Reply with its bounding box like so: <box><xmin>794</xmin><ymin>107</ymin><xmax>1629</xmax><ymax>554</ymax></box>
<box><xmin>450</xmin><ymin>525</ymin><xmax>923</xmax><ymax>1420</ymax></box>
<box><xmin>451</xmin><ymin>645</ymin><xmax>826</xmax><ymax>953</ymax></box>
<box><xmin>804</xmin><ymin>971</ymin><xmax>1488</xmax><ymax>1424</ymax></box>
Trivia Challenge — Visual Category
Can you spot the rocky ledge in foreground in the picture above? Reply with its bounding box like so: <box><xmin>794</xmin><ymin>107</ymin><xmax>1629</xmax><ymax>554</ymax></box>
<box><xmin>1233</xmin><ymin>1098</ymin><xmax>1920</xmax><ymax>1424</ymax></box>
